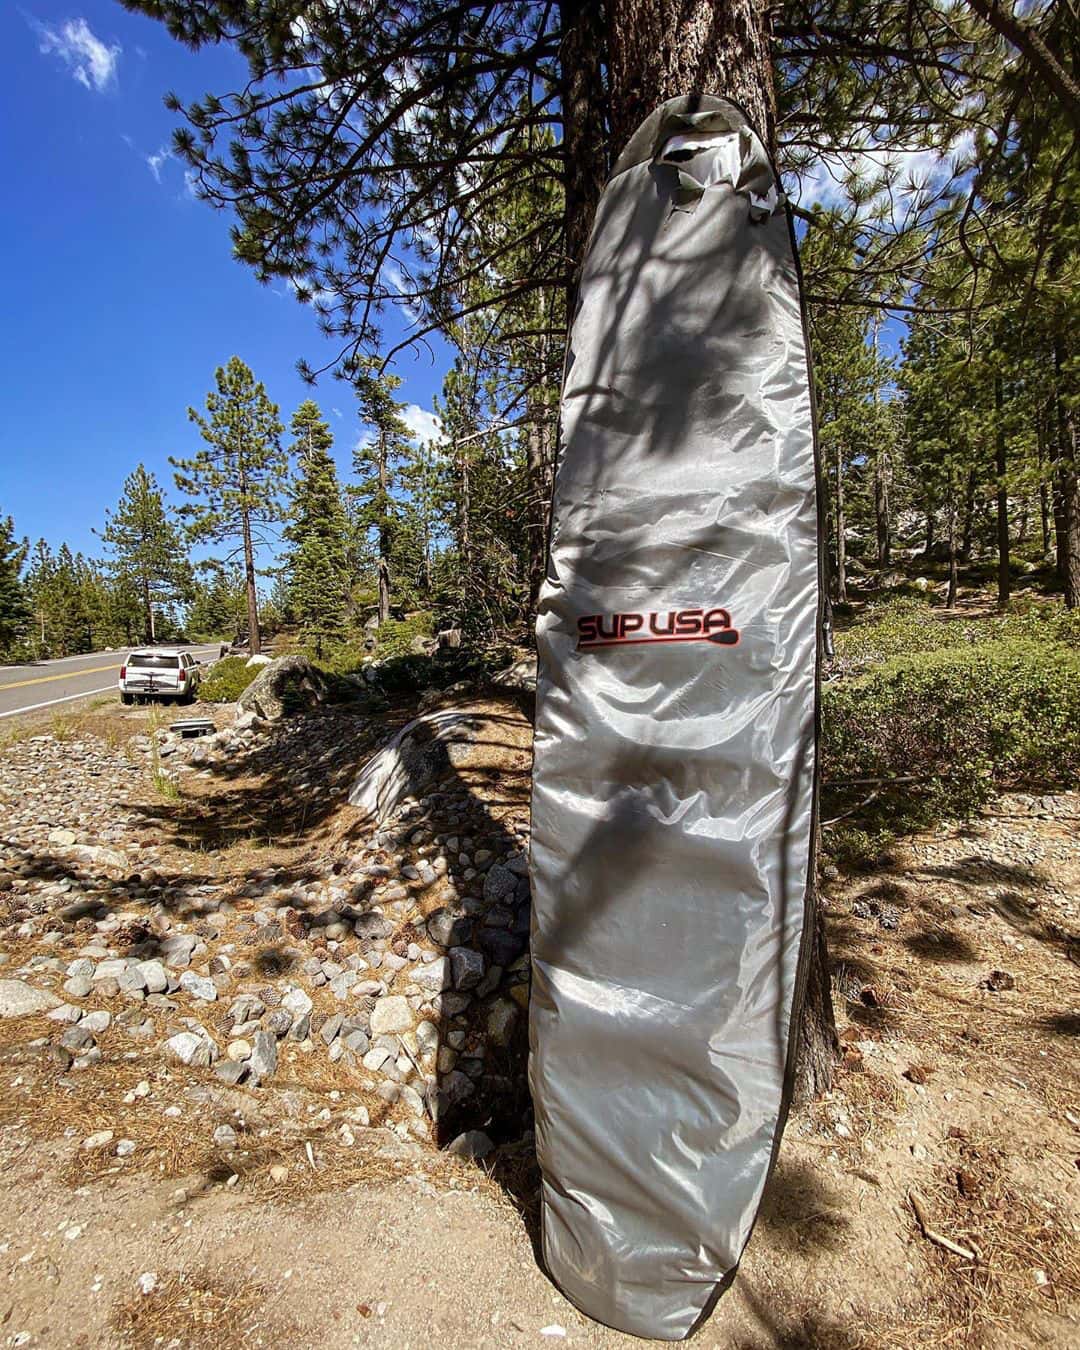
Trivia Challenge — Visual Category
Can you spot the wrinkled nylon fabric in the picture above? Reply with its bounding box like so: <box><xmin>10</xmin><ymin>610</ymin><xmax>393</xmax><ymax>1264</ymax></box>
<box><xmin>529</xmin><ymin>97</ymin><xmax>821</xmax><ymax>1341</ymax></box>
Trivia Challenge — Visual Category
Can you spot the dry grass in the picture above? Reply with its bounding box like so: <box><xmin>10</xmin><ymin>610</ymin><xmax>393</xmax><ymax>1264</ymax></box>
<box><xmin>908</xmin><ymin>1129</ymin><xmax>1080</xmax><ymax>1346</ymax></box>
<box><xmin>110</xmin><ymin>1267</ymin><xmax>295</xmax><ymax>1349</ymax></box>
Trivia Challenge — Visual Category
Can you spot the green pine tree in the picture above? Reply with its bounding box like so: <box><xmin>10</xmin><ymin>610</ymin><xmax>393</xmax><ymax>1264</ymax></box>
<box><xmin>99</xmin><ymin>465</ymin><xmax>190</xmax><ymax>643</ymax></box>
<box><xmin>352</xmin><ymin>371</ymin><xmax>413</xmax><ymax>625</ymax></box>
<box><xmin>282</xmin><ymin>401</ymin><xmax>351</xmax><ymax>656</ymax></box>
<box><xmin>173</xmin><ymin>356</ymin><xmax>287</xmax><ymax>654</ymax></box>
<box><xmin>0</xmin><ymin>515</ymin><xmax>29</xmax><ymax>655</ymax></box>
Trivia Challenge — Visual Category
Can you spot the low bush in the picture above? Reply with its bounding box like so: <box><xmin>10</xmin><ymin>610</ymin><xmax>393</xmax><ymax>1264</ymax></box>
<box><xmin>372</xmin><ymin>612</ymin><xmax>437</xmax><ymax>659</ymax></box>
<box><xmin>199</xmin><ymin>656</ymin><xmax>260</xmax><ymax>703</ymax></box>
<box><xmin>834</xmin><ymin>596</ymin><xmax>1080</xmax><ymax>676</ymax></box>
<box><xmin>822</xmin><ymin>637</ymin><xmax>1080</xmax><ymax>844</ymax></box>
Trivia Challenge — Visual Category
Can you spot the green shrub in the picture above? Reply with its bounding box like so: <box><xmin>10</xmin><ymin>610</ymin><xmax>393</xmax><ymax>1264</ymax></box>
<box><xmin>834</xmin><ymin>597</ymin><xmax>1080</xmax><ymax>676</ymax></box>
<box><xmin>373</xmin><ymin>612</ymin><xmax>436</xmax><ymax>659</ymax></box>
<box><xmin>199</xmin><ymin>656</ymin><xmax>260</xmax><ymax>703</ymax></box>
<box><xmin>822</xmin><ymin>638</ymin><xmax>1080</xmax><ymax>835</ymax></box>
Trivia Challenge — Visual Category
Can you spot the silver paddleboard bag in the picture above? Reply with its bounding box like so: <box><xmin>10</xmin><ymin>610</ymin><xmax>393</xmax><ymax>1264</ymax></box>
<box><xmin>529</xmin><ymin>96</ymin><xmax>822</xmax><ymax>1340</ymax></box>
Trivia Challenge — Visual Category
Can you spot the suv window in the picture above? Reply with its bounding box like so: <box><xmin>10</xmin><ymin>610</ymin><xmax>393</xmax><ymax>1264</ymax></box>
<box><xmin>128</xmin><ymin>654</ymin><xmax>180</xmax><ymax>669</ymax></box>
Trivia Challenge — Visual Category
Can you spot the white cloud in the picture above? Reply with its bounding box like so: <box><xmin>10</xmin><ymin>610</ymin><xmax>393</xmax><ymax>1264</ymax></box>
<box><xmin>146</xmin><ymin>146</ymin><xmax>171</xmax><ymax>183</ymax></box>
<box><xmin>401</xmin><ymin>404</ymin><xmax>440</xmax><ymax>445</ymax></box>
<box><xmin>183</xmin><ymin>168</ymin><xmax>200</xmax><ymax>199</ymax></box>
<box><xmin>36</xmin><ymin>18</ymin><xmax>120</xmax><ymax>93</ymax></box>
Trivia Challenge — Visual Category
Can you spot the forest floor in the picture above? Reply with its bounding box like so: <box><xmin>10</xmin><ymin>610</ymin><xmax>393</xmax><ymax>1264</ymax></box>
<box><xmin>0</xmin><ymin>687</ymin><xmax>1076</xmax><ymax>1350</ymax></box>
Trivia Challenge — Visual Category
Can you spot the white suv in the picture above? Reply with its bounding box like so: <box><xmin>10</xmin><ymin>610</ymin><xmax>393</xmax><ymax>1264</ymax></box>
<box><xmin>119</xmin><ymin>649</ymin><xmax>201</xmax><ymax>705</ymax></box>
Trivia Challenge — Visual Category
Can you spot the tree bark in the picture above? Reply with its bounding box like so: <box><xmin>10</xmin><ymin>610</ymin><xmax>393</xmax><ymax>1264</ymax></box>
<box><xmin>377</xmin><ymin>433</ymin><xmax>392</xmax><ymax>625</ymax></box>
<box><xmin>960</xmin><ymin>468</ymin><xmax>977</xmax><ymax>563</ymax></box>
<box><xmin>605</xmin><ymin>0</ymin><xmax>776</xmax><ymax>159</ymax></box>
<box><xmin>563</xmin><ymin>0</ymin><xmax>837</xmax><ymax>1102</ymax></box>
<box><xmin>1054</xmin><ymin>339</ymin><xmax>1080</xmax><ymax>608</ymax></box>
<box><xmin>875</xmin><ymin>445</ymin><xmax>891</xmax><ymax>568</ymax></box>
<box><xmin>241</xmin><ymin>511</ymin><xmax>261</xmax><ymax>655</ymax></box>
<box><xmin>142</xmin><ymin>573</ymin><xmax>154</xmax><ymax>644</ymax></box>
<box><xmin>834</xmin><ymin>444</ymin><xmax>847</xmax><ymax>604</ymax></box>
<box><xmin>946</xmin><ymin>465</ymin><xmax>959</xmax><ymax>609</ymax></box>
<box><xmin>995</xmin><ymin>374</ymin><xmax>1010</xmax><ymax>610</ymax></box>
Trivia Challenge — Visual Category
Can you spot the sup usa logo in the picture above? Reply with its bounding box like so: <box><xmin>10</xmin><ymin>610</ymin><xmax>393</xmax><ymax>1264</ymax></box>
<box><xmin>576</xmin><ymin>608</ymin><xmax>739</xmax><ymax>651</ymax></box>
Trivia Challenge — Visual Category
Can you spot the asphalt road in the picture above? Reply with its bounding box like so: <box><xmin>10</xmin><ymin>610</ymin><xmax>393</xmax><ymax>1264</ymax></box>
<box><xmin>0</xmin><ymin>645</ymin><xmax>223</xmax><ymax>721</ymax></box>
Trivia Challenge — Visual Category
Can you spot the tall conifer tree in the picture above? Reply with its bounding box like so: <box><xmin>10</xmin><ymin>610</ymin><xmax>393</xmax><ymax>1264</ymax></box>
<box><xmin>174</xmin><ymin>357</ymin><xmax>287</xmax><ymax>653</ymax></box>
<box><xmin>99</xmin><ymin>465</ymin><xmax>190</xmax><ymax>643</ymax></box>
<box><xmin>282</xmin><ymin>401</ymin><xmax>351</xmax><ymax>656</ymax></box>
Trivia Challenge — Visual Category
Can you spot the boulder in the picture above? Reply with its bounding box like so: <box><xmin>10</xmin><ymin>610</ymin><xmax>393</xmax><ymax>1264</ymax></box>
<box><xmin>238</xmin><ymin>654</ymin><xmax>328</xmax><ymax>721</ymax></box>
<box><xmin>491</xmin><ymin>655</ymin><xmax>537</xmax><ymax>693</ymax></box>
<box><xmin>0</xmin><ymin>979</ymin><xmax>61</xmax><ymax>1018</ymax></box>
<box><xmin>347</xmin><ymin>709</ymin><xmax>485</xmax><ymax>825</ymax></box>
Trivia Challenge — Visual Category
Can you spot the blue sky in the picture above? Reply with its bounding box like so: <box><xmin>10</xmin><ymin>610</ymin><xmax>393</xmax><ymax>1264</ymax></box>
<box><xmin>0</xmin><ymin>4</ymin><xmax>445</xmax><ymax>562</ymax></box>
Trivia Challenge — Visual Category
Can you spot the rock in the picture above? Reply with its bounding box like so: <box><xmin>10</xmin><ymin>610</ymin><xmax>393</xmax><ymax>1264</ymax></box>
<box><xmin>0</xmin><ymin>979</ymin><xmax>61</xmax><ymax>1018</ymax></box>
<box><xmin>447</xmin><ymin>1130</ymin><xmax>495</xmax><ymax>1160</ymax></box>
<box><xmin>347</xmin><ymin>709</ymin><xmax>483</xmax><ymax>825</ymax></box>
<box><xmin>449</xmin><ymin>946</ymin><xmax>485</xmax><ymax>991</ymax></box>
<box><xmin>483</xmin><ymin>864</ymin><xmax>517</xmax><ymax>905</ymax></box>
<box><xmin>354</xmin><ymin>911</ymin><xmax>392</xmax><ymax>940</ymax></box>
<box><xmin>226</xmin><ymin>1039</ymin><xmax>252</xmax><ymax>1062</ymax></box>
<box><xmin>369</xmin><ymin>995</ymin><xmax>414</xmax><ymax>1036</ymax></box>
<box><xmin>160</xmin><ymin>934</ymin><xmax>198</xmax><ymax>969</ymax></box>
<box><xmin>478</xmin><ymin>927</ymin><xmax>528</xmax><ymax>968</ymax></box>
<box><xmin>60</xmin><ymin>1023</ymin><xmax>95</xmax><ymax>1051</ymax></box>
<box><xmin>165</xmin><ymin>1031</ymin><xmax>215</xmax><ymax>1068</ymax></box>
<box><xmin>491</xmin><ymin>654</ymin><xmax>537</xmax><ymax>692</ymax></box>
<box><xmin>245</xmin><ymin>654</ymin><xmax>272</xmax><ymax>668</ymax></box>
<box><xmin>135</xmin><ymin>960</ymin><xmax>168</xmax><ymax>993</ymax></box>
<box><xmin>213</xmin><ymin>1059</ymin><xmax>247</xmax><ymax>1085</ymax></box>
<box><xmin>981</xmin><ymin>969</ymin><xmax>1016</xmax><ymax>992</ymax></box>
<box><xmin>504</xmin><ymin>852</ymin><xmax>529</xmax><ymax>878</ymax></box>
<box><xmin>63</xmin><ymin>975</ymin><xmax>93</xmax><ymax>999</ymax></box>
<box><xmin>213</xmin><ymin>1124</ymin><xmax>238</xmax><ymax>1147</ymax></box>
<box><xmin>425</xmin><ymin>909</ymin><xmax>471</xmax><ymax>948</ymax></box>
<box><xmin>116</xmin><ymin>1139</ymin><xmax>136</xmax><ymax>1158</ymax></box>
<box><xmin>281</xmin><ymin>985</ymin><xmax>312</xmax><ymax>1019</ymax></box>
<box><xmin>237</xmin><ymin>654</ymin><xmax>328</xmax><ymax>721</ymax></box>
<box><xmin>266</xmin><ymin>1008</ymin><xmax>293</xmax><ymax>1038</ymax></box>
<box><xmin>411</xmin><ymin>957</ymin><xmax>450</xmax><ymax>993</ymax></box>
<box><xmin>486</xmin><ymin>999</ymin><xmax>518</xmax><ymax>1047</ymax></box>
<box><xmin>179</xmin><ymin>971</ymin><xmax>218</xmax><ymax>1002</ymax></box>
<box><xmin>49</xmin><ymin>828</ymin><xmax>77</xmax><ymax>847</ymax></box>
<box><xmin>247</xmin><ymin>1030</ymin><xmax>278</xmax><ymax>1083</ymax></box>
<box><xmin>399</xmin><ymin>1083</ymin><xmax>426</xmax><ymax>1117</ymax></box>
<box><xmin>82</xmin><ymin>1130</ymin><xmax>114</xmax><ymax>1151</ymax></box>
<box><xmin>80</xmin><ymin>1010</ymin><xmax>111</xmax><ymax>1035</ymax></box>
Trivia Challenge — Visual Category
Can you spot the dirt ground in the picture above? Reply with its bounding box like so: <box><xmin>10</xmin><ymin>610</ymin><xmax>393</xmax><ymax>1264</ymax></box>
<box><xmin>0</xmin><ymin>694</ymin><xmax>1076</xmax><ymax>1349</ymax></box>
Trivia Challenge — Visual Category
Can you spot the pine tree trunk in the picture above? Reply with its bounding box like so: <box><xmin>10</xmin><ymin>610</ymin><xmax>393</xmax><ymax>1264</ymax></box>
<box><xmin>960</xmin><ymin>469</ymin><xmax>977</xmax><ymax>563</ymax></box>
<box><xmin>1037</xmin><ymin>419</ymin><xmax>1052</xmax><ymax>559</ymax></box>
<box><xmin>834</xmin><ymin>445</ymin><xmax>847</xmax><ymax>604</ymax></box>
<box><xmin>946</xmin><ymin>468</ymin><xmax>959</xmax><ymax>609</ymax></box>
<box><xmin>378</xmin><ymin>435</ymin><xmax>392</xmax><ymax>625</ymax></box>
<box><xmin>527</xmin><ymin>413</ymin><xmax>552</xmax><ymax>613</ymax></box>
<box><xmin>995</xmin><ymin>375</ymin><xmax>1010</xmax><ymax>610</ymax></box>
<box><xmin>241</xmin><ymin>512</ymin><xmax>261</xmax><ymax>655</ymax></box>
<box><xmin>565</xmin><ymin>0</ymin><xmax>837</xmax><ymax>1103</ymax></box>
<box><xmin>1054</xmin><ymin>339</ymin><xmax>1080</xmax><ymax>608</ymax></box>
<box><xmin>875</xmin><ymin>446</ymin><xmax>891</xmax><ymax>567</ymax></box>
<box><xmin>142</xmin><ymin>574</ymin><xmax>154</xmax><ymax>644</ymax></box>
